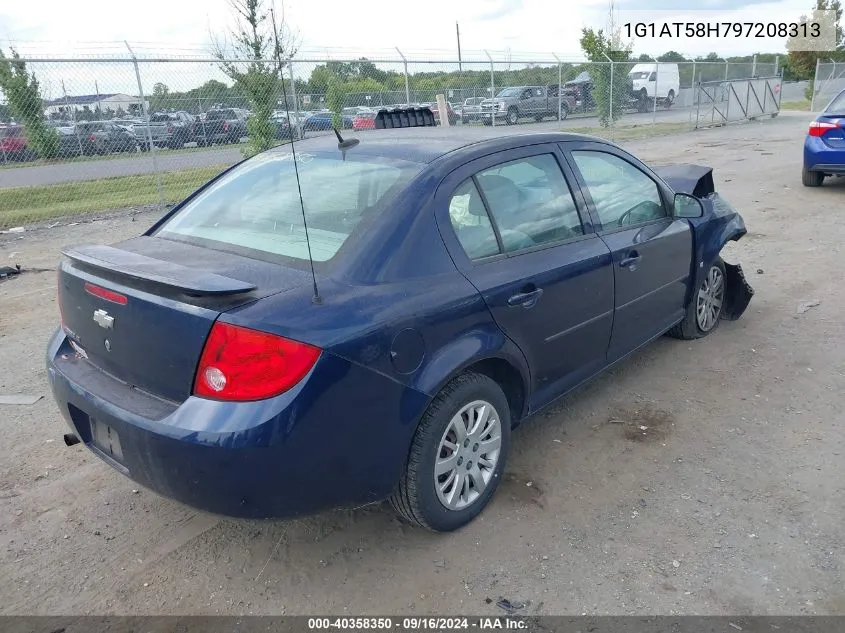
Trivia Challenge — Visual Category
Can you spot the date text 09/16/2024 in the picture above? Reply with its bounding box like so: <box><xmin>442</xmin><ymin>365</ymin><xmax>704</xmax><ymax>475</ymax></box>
<box><xmin>623</xmin><ymin>21</ymin><xmax>822</xmax><ymax>39</ymax></box>
<box><xmin>307</xmin><ymin>618</ymin><xmax>527</xmax><ymax>630</ymax></box>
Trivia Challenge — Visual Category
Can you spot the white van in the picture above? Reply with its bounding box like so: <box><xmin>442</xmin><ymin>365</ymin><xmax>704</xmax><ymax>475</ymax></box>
<box><xmin>628</xmin><ymin>63</ymin><xmax>680</xmax><ymax>108</ymax></box>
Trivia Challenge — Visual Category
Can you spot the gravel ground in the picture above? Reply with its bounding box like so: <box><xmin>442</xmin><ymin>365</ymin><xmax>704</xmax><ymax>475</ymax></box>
<box><xmin>0</xmin><ymin>112</ymin><xmax>843</xmax><ymax>616</ymax></box>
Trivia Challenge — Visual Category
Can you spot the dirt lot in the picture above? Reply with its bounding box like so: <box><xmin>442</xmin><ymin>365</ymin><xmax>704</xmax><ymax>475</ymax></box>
<box><xmin>1</xmin><ymin>113</ymin><xmax>843</xmax><ymax>616</ymax></box>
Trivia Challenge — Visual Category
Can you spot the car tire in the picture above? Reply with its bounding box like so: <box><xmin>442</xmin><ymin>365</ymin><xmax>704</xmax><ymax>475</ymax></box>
<box><xmin>665</xmin><ymin>89</ymin><xmax>675</xmax><ymax>108</ymax></box>
<box><xmin>506</xmin><ymin>107</ymin><xmax>519</xmax><ymax>125</ymax></box>
<box><xmin>668</xmin><ymin>257</ymin><xmax>727</xmax><ymax>340</ymax></box>
<box><xmin>560</xmin><ymin>105</ymin><xmax>570</xmax><ymax>120</ymax></box>
<box><xmin>802</xmin><ymin>166</ymin><xmax>824</xmax><ymax>187</ymax></box>
<box><xmin>534</xmin><ymin>114</ymin><xmax>544</xmax><ymax>122</ymax></box>
<box><xmin>482</xmin><ymin>119</ymin><xmax>492</xmax><ymax>126</ymax></box>
<box><xmin>389</xmin><ymin>372</ymin><xmax>510</xmax><ymax>532</ymax></box>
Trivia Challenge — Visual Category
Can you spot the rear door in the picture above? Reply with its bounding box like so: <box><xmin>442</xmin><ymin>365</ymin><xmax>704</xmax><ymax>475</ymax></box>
<box><xmin>436</xmin><ymin>143</ymin><xmax>614</xmax><ymax>409</ymax></box>
<box><xmin>562</xmin><ymin>141</ymin><xmax>693</xmax><ymax>362</ymax></box>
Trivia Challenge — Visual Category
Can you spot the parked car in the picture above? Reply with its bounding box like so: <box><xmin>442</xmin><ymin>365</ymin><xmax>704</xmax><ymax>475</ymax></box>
<box><xmin>352</xmin><ymin>111</ymin><xmax>378</xmax><ymax>130</ymax></box>
<box><xmin>459</xmin><ymin>97</ymin><xmax>486</xmax><ymax>123</ymax></box>
<box><xmin>137</xmin><ymin>112</ymin><xmax>197</xmax><ymax>149</ymax></box>
<box><xmin>424</xmin><ymin>101</ymin><xmax>458</xmax><ymax>126</ymax></box>
<box><xmin>76</xmin><ymin>121</ymin><xmax>138</xmax><ymax>155</ymax></box>
<box><xmin>802</xmin><ymin>88</ymin><xmax>845</xmax><ymax>187</ymax></box>
<box><xmin>628</xmin><ymin>63</ymin><xmax>680</xmax><ymax>111</ymax></box>
<box><xmin>480</xmin><ymin>85</ymin><xmax>577</xmax><ymax>125</ymax></box>
<box><xmin>563</xmin><ymin>71</ymin><xmax>595</xmax><ymax>112</ymax></box>
<box><xmin>342</xmin><ymin>106</ymin><xmax>375</xmax><ymax>117</ymax></box>
<box><xmin>0</xmin><ymin>125</ymin><xmax>36</xmax><ymax>161</ymax></box>
<box><xmin>198</xmin><ymin>108</ymin><xmax>249</xmax><ymax>145</ymax></box>
<box><xmin>303</xmin><ymin>111</ymin><xmax>353</xmax><ymax>131</ymax></box>
<box><xmin>56</xmin><ymin>126</ymin><xmax>86</xmax><ymax>158</ymax></box>
<box><xmin>48</xmin><ymin>119</ymin><xmax>754</xmax><ymax>532</ymax></box>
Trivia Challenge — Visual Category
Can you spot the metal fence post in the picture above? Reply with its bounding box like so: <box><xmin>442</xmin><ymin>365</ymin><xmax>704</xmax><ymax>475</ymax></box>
<box><xmin>778</xmin><ymin>67</ymin><xmax>784</xmax><ymax>112</ymax></box>
<box><xmin>485</xmin><ymin>50</ymin><xmax>495</xmax><ymax>127</ymax></box>
<box><xmin>725</xmin><ymin>61</ymin><xmax>729</xmax><ymax>80</ymax></box>
<box><xmin>652</xmin><ymin>57</ymin><xmax>659</xmax><ymax>124</ymax></box>
<box><xmin>689</xmin><ymin>61</ymin><xmax>697</xmax><ymax>127</ymax></box>
<box><xmin>0</xmin><ymin>141</ymin><xmax>7</xmax><ymax>165</ymax></box>
<box><xmin>695</xmin><ymin>80</ymin><xmax>702</xmax><ymax>130</ymax></box>
<box><xmin>62</xmin><ymin>79</ymin><xmax>84</xmax><ymax>157</ymax></box>
<box><xmin>553</xmin><ymin>53</ymin><xmax>562</xmax><ymax>121</ymax></box>
<box><xmin>752</xmin><ymin>54</ymin><xmax>757</xmax><ymax>77</ymax></box>
<box><xmin>288</xmin><ymin>59</ymin><xmax>300</xmax><ymax>139</ymax></box>
<box><xmin>197</xmin><ymin>95</ymin><xmax>208</xmax><ymax>145</ymax></box>
<box><xmin>811</xmin><ymin>57</ymin><xmax>821</xmax><ymax>112</ymax></box>
<box><xmin>124</xmin><ymin>40</ymin><xmax>164</xmax><ymax>210</ymax></box>
<box><xmin>396</xmin><ymin>47</ymin><xmax>410</xmax><ymax>106</ymax></box>
<box><xmin>774</xmin><ymin>55</ymin><xmax>779</xmax><ymax>76</ymax></box>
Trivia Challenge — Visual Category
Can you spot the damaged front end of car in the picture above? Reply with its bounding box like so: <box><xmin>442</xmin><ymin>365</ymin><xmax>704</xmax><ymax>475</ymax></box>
<box><xmin>656</xmin><ymin>163</ymin><xmax>755</xmax><ymax>322</ymax></box>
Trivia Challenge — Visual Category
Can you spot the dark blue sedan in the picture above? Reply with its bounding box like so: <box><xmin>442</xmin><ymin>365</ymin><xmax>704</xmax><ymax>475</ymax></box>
<box><xmin>303</xmin><ymin>111</ymin><xmax>354</xmax><ymax>131</ymax></box>
<box><xmin>803</xmin><ymin>88</ymin><xmax>845</xmax><ymax>187</ymax></box>
<box><xmin>47</xmin><ymin>125</ymin><xmax>754</xmax><ymax>531</ymax></box>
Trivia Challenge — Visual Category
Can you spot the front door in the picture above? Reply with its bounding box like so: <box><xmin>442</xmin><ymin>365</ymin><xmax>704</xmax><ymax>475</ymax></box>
<box><xmin>563</xmin><ymin>142</ymin><xmax>693</xmax><ymax>362</ymax></box>
<box><xmin>436</xmin><ymin>144</ymin><xmax>615</xmax><ymax>409</ymax></box>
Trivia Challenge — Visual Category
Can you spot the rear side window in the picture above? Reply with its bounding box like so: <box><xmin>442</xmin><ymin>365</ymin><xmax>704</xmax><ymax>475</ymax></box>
<box><xmin>157</xmin><ymin>152</ymin><xmax>423</xmax><ymax>263</ymax></box>
<box><xmin>571</xmin><ymin>151</ymin><xmax>666</xmax><ymax>229</ymax></box>
<box><xmin>476</xmin><ymin>154</ymin><xmax>585</xmax><ymax>251</ymax></box>
<box><xmin>448</xmin><ymin>179</ymin><xmax>500</xmax><ymax>260</ymax></box>
<box><xmin>825</xmin><ymin>91</ymin><xmax>845</xmax><ymax>113</ymax></box>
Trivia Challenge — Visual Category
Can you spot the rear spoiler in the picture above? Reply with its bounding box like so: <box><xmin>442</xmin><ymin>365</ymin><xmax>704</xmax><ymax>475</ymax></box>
<box><xmin>652</xmin><ymin>164</ymin><xmax>715</xmax><ymax>198</ymax></box>
<box><xmin>61</xmin><ymin>244</ymin><xmax>256</xmax><ymax>296</ymax></box>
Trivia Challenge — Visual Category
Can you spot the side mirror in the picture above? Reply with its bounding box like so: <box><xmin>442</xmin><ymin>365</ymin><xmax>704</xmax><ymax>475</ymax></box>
<box><xmin>673</xmin><ymin>192</ymin><xmax>704</xmax><ymax>218</ymax></box>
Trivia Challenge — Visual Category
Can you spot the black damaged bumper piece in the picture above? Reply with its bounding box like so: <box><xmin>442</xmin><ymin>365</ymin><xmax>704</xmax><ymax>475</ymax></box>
<box><xmin>722</xmin><ymin>262</ymin><xmax>754</xmax><ymax>321</ymax></box>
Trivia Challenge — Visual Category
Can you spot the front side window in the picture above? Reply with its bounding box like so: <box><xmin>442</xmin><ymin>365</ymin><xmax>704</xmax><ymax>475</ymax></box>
<box><xmin>475</xmin><ymin>154</ymin><xmax>585</xmax><ymax>252</ymax></box>
<box><xmin>571</xmin><ymin>151</ymin><xmax>666</xmax><ymax>230</ymax></box>
<box><xmin>157</xmin><ymin>152</ymin><xmax>423</xmax><ymax>264</ymax></box>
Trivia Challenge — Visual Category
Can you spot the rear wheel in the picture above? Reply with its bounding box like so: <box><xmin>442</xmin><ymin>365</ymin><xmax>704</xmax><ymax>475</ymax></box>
<box><xmin>668</xmin><ymin>257</ymin><xmax>726</xmax><ymax>340</ymax></box>
<box><xmin>802</xmin><ymin>166</ymin><xmax>825</xmax><ymax>187</ymax></box>
<box><xmin>534</xmin><ymin>114</ymin><xmax>544</xmax><ymax>122</ymax></box>
<box><xmin>665</xmin><ymin>89</ymin><xmax>675</xmax><ymax>108</ymax></box>
<box><xmin>390</xmin><ymin>372</ymin><xmax>510</xmax><ymax>532</ymax></box>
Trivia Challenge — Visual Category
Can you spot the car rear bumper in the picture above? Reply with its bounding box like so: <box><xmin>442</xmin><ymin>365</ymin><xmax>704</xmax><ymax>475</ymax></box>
<box><xmin>46</xmin><ymin>328</ymin><xmax>430</xmax><ymax>519</ymax></box>
<box><xmin>804</xmin><ymin>136</ymin><xmax>845</xmax><ymax>172</ymax></box>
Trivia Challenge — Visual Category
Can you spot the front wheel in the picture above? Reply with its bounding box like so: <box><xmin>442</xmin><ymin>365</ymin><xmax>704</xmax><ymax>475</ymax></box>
<box><xmin>560</xmin><ymin>105</ymin><xmax>569</xmax><ymax>120</ymax></box>
<box><xmin>390</xmin><ymin>372</ymin><xmax>510</xmax><ymax>532</ymax></box>
<box><xmin>506</xmin><ymin>107</ymin><xmax>519</xmax><ymax>125</ymax></box>
<box><xmin>668</xmin><ymin>257</ymin><xmax>726</xmax><ymax>340</ymax></box>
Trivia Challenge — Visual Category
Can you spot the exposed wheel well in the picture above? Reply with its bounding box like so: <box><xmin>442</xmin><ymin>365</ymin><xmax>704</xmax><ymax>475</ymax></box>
<box><xmin>461</xmin><ymin>358</ymin><xmax>526</xmax><ymax>426</ymax></box>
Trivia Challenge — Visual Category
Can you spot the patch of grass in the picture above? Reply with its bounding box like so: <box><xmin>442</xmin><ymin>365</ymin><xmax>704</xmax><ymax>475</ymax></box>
<box><xmin>563</xmin><ymin>121</ymin><xmax>692</xmax><ymax>141</ymax></box>
<box><xmin>0</xmin><ymin>165</ymin><xmax>228</xmax><ymax>226</ymax></box>
<box><xmin>780</xmin><ymin>100</ymin><xmax>811</xmax><ymax>111</ymax></box>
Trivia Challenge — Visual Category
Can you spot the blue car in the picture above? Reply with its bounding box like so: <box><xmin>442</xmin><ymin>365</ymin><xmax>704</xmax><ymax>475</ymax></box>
<box><xmin>303</xmin><ymin>111</ymin><xmax>353</xmax><ymax>131</ymax></box>
<box><xmin>803</xmin><ymin>88</ymin><xmax>845</xmax><ymax>187</ymax></box>
<box><xmin>47</xmin><ymin>122</ymin><xmax>754</xmax><ymax>531</ymax></box>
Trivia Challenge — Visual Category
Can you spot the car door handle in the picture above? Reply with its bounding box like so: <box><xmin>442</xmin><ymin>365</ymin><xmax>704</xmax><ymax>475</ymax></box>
<box><xmin>619</xmin><ymin>252</ymin><xmax>641</xmax><ymax>268</ymax></box>
<box><xmin>507</xmin><ymin>288</ymin><xmax>544</xmax><ymax>308</ymax></box>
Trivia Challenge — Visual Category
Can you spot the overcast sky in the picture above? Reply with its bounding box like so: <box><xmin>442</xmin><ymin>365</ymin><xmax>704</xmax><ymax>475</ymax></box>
<box><xmin>0</xmin><ymin>0</ymin><xmax>820</xmax><ymax>61</ymax></box>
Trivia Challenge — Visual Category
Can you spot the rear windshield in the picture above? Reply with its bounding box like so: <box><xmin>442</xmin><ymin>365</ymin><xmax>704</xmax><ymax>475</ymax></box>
<box><xmin>206</xmin><ymin>110</ymin><xmax>236</xmax><ymax>120</ymax></box>
<box><xmin>825</xmin><ymin>91</ymin><xmax>845</xmax><ymax>114</ymax></box>
<box><xmin>156</xmin><ymin>151</ymin><xmax>424</xmax><ymax>263</ymax></box>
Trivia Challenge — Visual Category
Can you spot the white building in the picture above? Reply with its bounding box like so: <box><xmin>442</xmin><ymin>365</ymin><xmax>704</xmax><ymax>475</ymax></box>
<box><xmin>43</xmin><ymin>93</ymin><xmax>149</xmax><ymax>117</ymax></box>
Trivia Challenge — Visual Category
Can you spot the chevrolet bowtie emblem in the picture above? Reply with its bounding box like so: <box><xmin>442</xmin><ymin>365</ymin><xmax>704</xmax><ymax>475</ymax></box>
<box><xmin>93</xmin><ymin>309</ymin><xmax>114</xmax><ymax>329</ymax></box>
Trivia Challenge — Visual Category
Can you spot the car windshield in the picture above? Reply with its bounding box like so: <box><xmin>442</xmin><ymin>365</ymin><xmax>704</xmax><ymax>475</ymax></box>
<box><xmin>496</xmin><ymin>88</ymin><xmax>521</xmax><ymax>98</ymax></box>
<box><xmin>156</xmin><ymin>151</ymin><xmax>424</xmax><ymax>264</ymax></box>
<box><xmin>206</xmin><ymin>110</ymin><xmax>235</xmax><ymax>120</ymax></box>
<box><xmin>824</xmin><ymin>91</ymin><xmax>845</xmax><ymax>114</ymax></box>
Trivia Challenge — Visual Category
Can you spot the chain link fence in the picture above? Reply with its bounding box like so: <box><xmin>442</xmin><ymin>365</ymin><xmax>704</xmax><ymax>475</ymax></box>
<box><xmin>0</xmin><ymin>53</ymin><xmax>781</xmax><ymax>230</ymax></box>
<box><xmin>811</xmin><ymin>61</ymin><xmax>845</xmax><ymax>112</ymax></box>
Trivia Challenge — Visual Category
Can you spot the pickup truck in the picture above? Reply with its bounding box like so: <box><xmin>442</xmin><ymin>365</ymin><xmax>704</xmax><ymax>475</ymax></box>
<box><xmin>136</xmin><ymin>111</ymin><xmax>197</xmax><ymax>150</ymax></box>
<box><xmin>197</xmin><ymin>108</ymin><xmax>249</xmax><ymax>145</ymax></box>
<box><xmin>480</xmin><ymin>85</ymin><xmax>577</xmax><ymax>125</ymax></box>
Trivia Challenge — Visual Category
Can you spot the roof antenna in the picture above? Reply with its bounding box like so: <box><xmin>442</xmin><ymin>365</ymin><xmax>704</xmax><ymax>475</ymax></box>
<box><xmin>333</xmin><ymin>127</ymin><xmax>359</xmax><ymax>161</ymax></box>
<box><xmin>271</xmin><ymin>3</ymin><xmax>321</xmax><ymax>304</ymax></box>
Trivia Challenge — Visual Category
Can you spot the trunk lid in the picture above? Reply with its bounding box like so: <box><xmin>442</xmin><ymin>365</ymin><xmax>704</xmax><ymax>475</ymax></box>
<box><xmin>58</xmin><ymin>235</ymin><xmax>311</xmax><ymax>403</ymax></box>
<box><xmin>816</xmin><ymin>115</ymin><xmax>845</xmax><ymax>149</ymax></box>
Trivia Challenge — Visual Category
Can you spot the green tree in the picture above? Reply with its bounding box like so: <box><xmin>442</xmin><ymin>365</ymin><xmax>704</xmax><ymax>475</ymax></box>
<box><xmin>0</xmin><ymin>48</ymin><xmax>59</xmax><ymax>158</ymax></box>
<box><xmin>326</xmin><ymin>76</ymin><xmax>344</xmax><ymax>128</ymax></box>
<box><xmin>787</xmin><ymin>0</ymin><xmax>844</xmax><ymax>95</ymax></box>
<box><xmin>150</xmin><ymin>82</ymin><xmax>170</xmax><ymax>112</ymax></box>
<box><xmin>579</xmin><ymin>28</ymin><xmax>631</xmax><ymax>126</ymax></box>
<box><xmin>213</xmin><ymin>0</ymin><xmax>298</xmax><ymax>157</ymax></box>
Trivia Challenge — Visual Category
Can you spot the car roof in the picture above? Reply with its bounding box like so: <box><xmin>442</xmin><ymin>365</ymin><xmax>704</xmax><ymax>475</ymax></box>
<box><xmin>272</xmin><ymin>127</ymin><xmax>609</xmax><ymax>164</ymax></box>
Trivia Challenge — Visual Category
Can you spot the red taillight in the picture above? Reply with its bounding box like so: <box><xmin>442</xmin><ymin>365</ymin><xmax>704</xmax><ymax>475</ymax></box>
<box><xmin>167</xmin><ymin>124</ymin><xmax>174</xmax><ymax>133</ymax></box>
<box><xmin>809</xmin><ymin>121</ymin><xmax>839</xmax><ymax>137</ymax></box>
<box><xmin>84</xmin><ymin>282</ymin><xmax>128</xmax><ymax>305</ymax></box>
<box><xmin>193</xmin><ymin>322</ymin><xmax>320</xmax><ymax>401</ymax></box>
<box><xmin>88</xmin><ymin>134</ymin><xmax>96</xmax><ymax>142</ymax></box>
<box><xmin>223</xmin><ymin>121</ymin><xmax>229</xmax><ymax>132</ymax></box>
